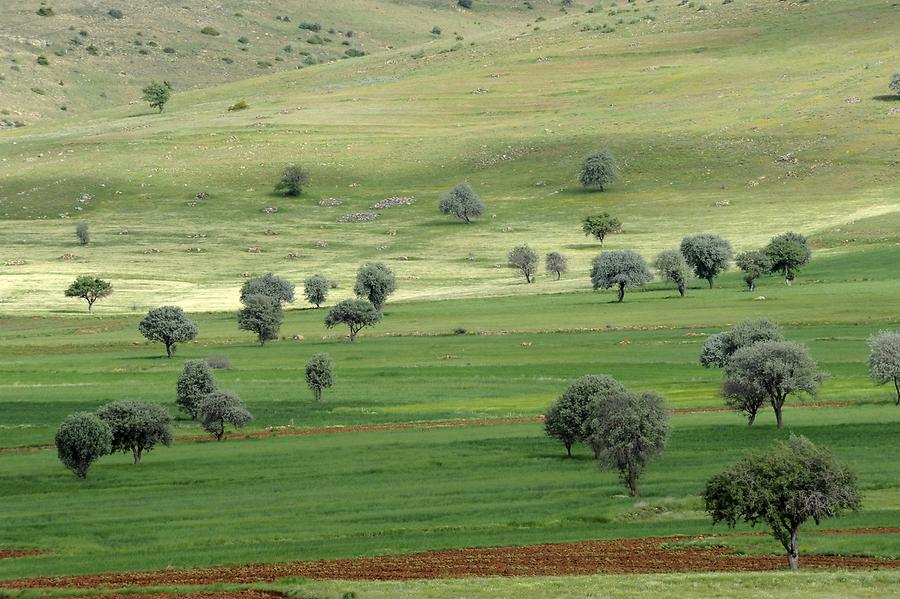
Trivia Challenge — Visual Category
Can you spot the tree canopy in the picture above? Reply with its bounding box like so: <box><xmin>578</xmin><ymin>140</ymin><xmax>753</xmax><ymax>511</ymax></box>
<box><xmin>64</xmin><ymin>275</ymin><xmax>112</xmax><ymax>314</ymax></box>
<box><xmin>274</xmin><ymin>165</ymin><xmax>308</xmax><ymax>196</ymax></box>
<box><xmin>735</xmin><ymin>250</ymin><xmax>772</xmax><ymax>291</ymax></box>
<box><xmin>508</xmin><ymin>245</ymin><xmax>538</xmax><ymax>283</ymax></box>
<box><xmin>353</xmin><ymin>262</ymin><xmax>396</xmax><ymax>310</ymax></box>
<box><xmin>654</xmin><ymin>249</ymin><xmax>690</xmax><ymax>297</ymax></box>
<box><xmin>700</xmin><ymin>318</ymin><xmax>784</xmax><ymax>368</ymax></box>
<box><xmin>138</xmin><ymin>306</ymin><xmax>198</xmax><ymax>357</ymax></box>
<box><xmin>765</xmin><ymin>232</ymin><xmax>811</xmax><ymax>286</ymax></box>
<box><xmin>544</xmin><ymin>374</ymin><xmax>626</xmax><ymax>457</ymax></box>
<box><xmin>868</xmin><ymin>330</ymin><xmax>900</xmax><ymax>405</ymax></box>
<box><xmin>680</xmin><ymin>234</ymin><xmax>733</xmax><ymax>288</ymax></box>
<box><xmin>177</xmin><ymin>360</ymin><xmax>218</xmax><ymax>419</ymax></box>
<box><xmin>55</xmin><ymin>412</ymin><xmax>112</xmax><ymax>479</ymax></box>
<box><xmin>324</xmin><ymin>299</ymin><xmax>382</xmax><ymax>341</ymax></box>
<box><xmin>545</xmin><ymin>252</ymin><xmax>568</xmax><ymax>280</ymax></box>
<box><xmin>704</xmin><ymin>435</ymin><xmax>860</xmax><ymax>570</ymax></box>
<box><xmin>579</xmin><ymin>149</ymin><xmax>617</xmax><ymax>191</ymax></box>
<box><xmin>581</xmin><ymin>213</ymin><xmax>621</xmax><ymax>247</ymax></box>
<box><xmin>303</xmin><ymin>274</ymin><xmax>329</xmax><ymax>308</ymax></box>
<box><xmin>438</xmin><ymin>182</ymin><xmax>484</xmax><ymax>224</ymax></box>
<box><xmin>96</xmin><ymin>400</ymin><xmax>173</xmax><ymax>464</ymax></box>
<box><xmin>240</xmin><ymin>273</ymin><xmax>295</xmax><ymax>305</ymax></box>
<box><xmin>197</xmin><ymin>391</ymin><xmax>253</xmax><ymax>441</ymax></box>
<box><xmin>238</xmin><ymin>294</ymin><xmax>284</xmax><ymax>346</ymax></box>
<box><xmin>305</xmin><ymin>352</ymin><xmax>335</xmax><ymax>402</ymax></box>
<box><xmin>590</xmin><ymin>250</ymin><xmax>652</xmax><ymax>302</ymax></box>
<box><xmin>142</xmin><ymin>81</ymin><xmax>173</xmax><ymax>112</ymax></box>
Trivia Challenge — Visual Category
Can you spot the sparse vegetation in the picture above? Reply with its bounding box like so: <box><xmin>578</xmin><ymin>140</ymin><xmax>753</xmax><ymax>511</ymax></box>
<box><xmin>582</xmin><ymin>214</ymin><xmax>622</xmax><ymax>247</ymax></box>
<box><xmin>579</xmin><ymin>149</ymin><xmax>617</xmax><ymax>191</ymax></box>
<box><xmin>275</xmin><ymin>165</ymin><xmax>308</xmax><ymax>196</ymax></box>
<box><xmin>438</xmin><ymin>182</ymin><xmax>484</xmax><ymax>224</ymax></box>
<box><xmin>142</xmin><ymin>81</ymin><xmax>173</xmax><ymax>112</ymax></box>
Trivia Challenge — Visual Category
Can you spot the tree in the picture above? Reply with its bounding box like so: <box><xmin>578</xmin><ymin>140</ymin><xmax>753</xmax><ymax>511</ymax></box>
<box><xmin>305</xmin><ymin>353</ymin><xmax>335</xmax><ymax>402</ymax></box>
<box><xmin>589</xmin><ymin>391</ymin><xmax>670</xmax><ymax>497</ymax></box>
<box><xmin>868</xmin><ymin>330</ymin><xmax>900</xmax><ymax>405</ymax></box>
<box><xmin>890</xmin><ymin>71</ymin><xmax>900</xmax><ymax>96</ymax></box>
<box><xmin>177</xmin><ymin>360</ymin><xmax>218</xmax><ymax>419</ymax></box>
<box><xmin>142</xmin><ymin>81</ymin><xmax>173</xmax><ymax>112</ymax></box>
<box><xmin>64</xmin><ymin>275</ymin><xmax>112</xmax><ymax>314</ymax></box>
<box><xmin>197</xmin><ymin>391</ymin><xmax>253</xmax><ymax>441</ymax></box>
<box><xmin>735</xmin><ymin>250</ymin><xmax>771</xmax><ymax>291</ymax></box>
<box><xmin>724</xmin><ymin>340</ymin><xmax>824</xmax><ymax>429</ymax></box>
<box><xmin>581</xmin><ymin>214</ymin><xmax>621</xmax><ymax>247</ymax></box>
<box><xmin>324</xmin><ymin>299</ymin><xmax>382</xmax><ymax>341</ymax></box>
<box><xmin>579</xmin><ymin>149</ymin><xmax>617</xmax><ymax>191</ymax></box>
<box><xmin>590</xmin><ymin>250</ymin><xmax>652</xmax><ymax>302</ymax></box>
<box><xmin>545</xmin><ymin>252</ymin><xmax>568</xmax><ymax>280</ymax></box>
<box><xmin>680</xmin><ymin>234</ymin><xmax>733</xmax><ymax>288</ymax></box>
<box><xmin>96</xmin><ymin>401</ymin><xmax>173</xmax><ymax>464</ymax></box>
<box><xmin>138</xmin><ymin>306</ymin><xmax>198</xmax><ymax>358</ymax></box>
<box><xmin>700</xmin><ymin>318</ymin><xmax>784</xmax><ymax>368</ymax></box>
<box><xmin>704</xmin><ymin>435</ymin><xmax>860</xmax><ymax>570</ymax></box>
<box><xmin>508</xmin><ymin>245</ymin><xmax>538</xmax><ymax>283</ymax></box>
<box><xmin>654</xmin><ymin>249</ymin><xmax>690</xmax><ymax>297</ymax></box>
<box><xmin>240</xmin><ymin>272</ymin><xmax>295</xmax><ymax>305</ymax></box>
<box><xmin>353</xmin><ymin>262</ymin><xmax>396</xmax><ymax>310</ymax></box>
<box><xmin>274</xmin><ymin>165</ymin><xmax>308</xmax><ymax>196</ymax></box>
<box><xmin>765</xmin><ymin>232</ymin><xmax>811</xmax><ymax>286</ymax></box>
<box><xmin>55</xmin><ymin>412</ymin><xmax>112</xmax><ymax>479</ymax></box>
<box><xmin>238</xmin><ymin>294</ymin><xmax>283</xmax><ymax>346</ymax></box>
<box><xmin>458</xmin><ymin>0</ymin><xmax>473</xmax><ymax>8</ymax></box>
<box><xmin>75</xmin><ymin>222</ymin><xmax>90</xmax><ymax>245</ymax></box>
<box><xmin>544</xmin><ymin>374</ymin><xmax>626</xmax><ymax>457</ymax></box>
<box><xmin>722</xmin><ymin>377</ymin><xmax>769</xmax><ymax>426</ymax></box>
<box><xmin>438</xmin><ymin>182</ymin><xmax>484</xmax><ymax>224</ymax></box>
<box><xmin>303</xmin><ymin>274</ymin><xmax>329</xmax><ymax>308</ymax></box>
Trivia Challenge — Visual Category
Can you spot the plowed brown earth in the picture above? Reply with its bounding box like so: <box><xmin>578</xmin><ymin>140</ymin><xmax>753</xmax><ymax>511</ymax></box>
<box><xmin>80</xmin><ymin>593</ymin><xmax>284</xmax><ymax>599</ymax></box>
<box><xmin>3</xmin><ymin>534</ymin><xmax>898</xmax><ymax>590</ymax></box>
<box><xmin>0</xmin><ymin>550</ymin><xmax>43</xmax><ymax>560</ymax></box>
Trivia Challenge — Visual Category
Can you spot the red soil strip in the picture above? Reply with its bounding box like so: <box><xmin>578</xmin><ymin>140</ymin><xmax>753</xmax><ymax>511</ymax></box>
<box><xmin>0</xmin><ymin>549</ymin><xmax>43</xmax><ymax>560</ymax></box>
<box><xmin>0</xmin><ymin>401</ymin><xmax>858</xmax><ymax>454</ymax></box>
<box><xmin>3</xmin><ymin>534</ymin><xmax>898</xmax><ymax>590</ymax></box>
<box><xmin>80</xmin><ymin>594</ymin><xmax>285</xmax><ymax>599</ymax></box>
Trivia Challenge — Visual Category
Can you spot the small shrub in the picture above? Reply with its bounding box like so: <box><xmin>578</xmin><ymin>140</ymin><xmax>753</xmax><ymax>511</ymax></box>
<box><xmin>31</xmin><ymin>87</ymin><xmax>46</xmax><ymax>95</ymax></box>
<box><xmin>257</xmin><ymin>60</ymin><xmax>273</xmax><ymax>67</ymax></box>
<box><xmin>36</xmin><ymin>55</ymin><xmax>50</xmax><ymax>66</ymax></box>
<box><xmin>206</xmin><ymin>355</ymin><xmax>231</xmax><ymax>369</ymax></box>
<box><xmin>200</xmin><ymin>26</ymin><xmax>220</xmax><ymax>36</ymax></box>
<box><xmin>306</xmin><ymin>34</ymin><xmax>324</xmax><ymax>44</ymax></box>
<box><xmin>431</xmin><ymin>26</ymin><xmax>442</xmax><ymax>35</ymax></box>
<box><xmin>86</xmin><ymin>45</ymin><xmax>99</xmax><ymax>56</ymax></box>
<box><xmin>108</xmin><ymin>8</ymin><xmax>124</xmax><ymax>18</ymax></box>
<box><xmin>299</xmin><ymin>22</ymin><xmax>321</xmax><ymax>31</ymax></box>
<box><xmin>454</xmin><ymin>327</ymin><xmax>467</xmax><ymax>335</ymax></box>
<box><xmin>37</xmin><ymin>7</ymin><xmax>55</xmax><ymax>16</ymax></box>
<box><xmin>344</xmin><ymin>48</ymin><xmax>365</xmax><ymax>57</ymax></box>
<box><xmin>458</xmin><ymin>0</ymin><xmax>473</xmax><ymax>8</ymax></box>
<box><xmin>163</xmin><ymin>47</ymin><xmax>175</xmax><ymax>54</ymax></box>
<box><xmin>237</xmin><ymin>36</ymin><xmax>249</xmax><ymax>44</ymax></box>
<box><xmin>228</xmin><ymin>99</ymin><xmax>249</xmax><ymax>111</ymax></box>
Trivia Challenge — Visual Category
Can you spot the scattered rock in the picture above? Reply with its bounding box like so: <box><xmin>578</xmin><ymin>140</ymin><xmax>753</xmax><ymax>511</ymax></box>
<box><xmin>845</xmin><ymin>96</ymin><xmax>861</xmax><ymax>104</ymax></box>
<box><xmin>59</xmin><ymin>253</ymin><xmax>78</xmax><ymax>260</ymax></box>
<box><xmin>118</xmin><ymin>229</ymin><xmax>129</xmax><ymax>235</ymax></box>
<box><xmin>520</xmin><ymin>341</ymin><xmax>532</xmax><ymax>348</ymax></box>
<box><xmin>775</xmin><ymin>152</ymin><xmax>797</xmax><ymax>164</ymax></box>
<box><xmin>315</xmin><ymin>240</ymin><xmax>328</xmax><ymax>248</ymax></box>
<box><xmin>195</xmin><ymin>192</ymin><xmax>209</xmax><ymax>200</ymax></box>
<box><xmin>471</xmin><ymin>88</ymin><xmax>489</xmax><ymax>94</ymax></box>
<box><xmin>263</xmin><ymin>229</ymin><xmax>278</xmax><ymax>236</ymax></box>
<box><xmin>263</xmin><ymin>206</ymin><xmax>278</xmax><ymax>214</ymax></box>
<box><xmin>292</xmin><ymin>334</ymin><xmax>304</xmax><ymax>341</ymax></box>
<box><xmin>142</xmin><ymin>248</ymin><xmax>161</xmax><ymax>254</ymax></box>
<box><xmin>4</xmin><ymin>259</ymin><xmax>25</xmax><ymax>266</ymax></box>
<box><xmin>372</xmin><ymin>196</ymin><xmax>415</xmax><ymax>209</ymax></box>
<box><xmin>715</xmin><ymin>199</ymin><xmax>730</xmax><ymax>207</ymax></box>
<box><xmin>619</xmin><ymin>339</ymin><xmax>632</xmax><ymax>345</ymax></box>
<box><xmin>240</xmin><ymin>271</ymin><xmax>252</xmax><ymax>277</ymax></box>
<box><xmin>754</xmin><ymin>296</ymin><xmax>766</xmax><ymax>301</ymax></box>
<box><xmin>318</xmin><ymin>198</ymin><xmax>342</xmax><ymax>207</ymax></box>
<box><xmin>247</xmin><ymin>246</ymin><xmax>262</xmax><ymax>253</ymax></box>
<box><xmin>337</xmin><ymin>212</ymin><xmax>379</xmax><ymax>222</ymax></box>
<box><xmin>287</xmin><ymin>250</ymin><xmax>301</xmax><ymax>259</ymax></box>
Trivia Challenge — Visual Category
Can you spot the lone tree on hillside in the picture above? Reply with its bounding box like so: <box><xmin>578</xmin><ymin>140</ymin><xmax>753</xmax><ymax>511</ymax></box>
<box><xmin>735</xmin><ymin>250</ymin><xmax>772</xmax><ymax>291</ymax></box>
<box><xmin>700</xmin><ymin>318</ymin><xmax>784</xmax><ymax>368</ymax></box>
<box><xmin>96</xmin><ymin>400</ymin><xmax>173</xmax><ymax>464</ymax></box>
<box><xmin>890</xmin><ymin>71</ymin><xmax>900</xmax><ymax>96</ymax></box>
<box><xmin>438</xmin><ymin>182</ymin><xmax>484</xmax><ymax>224</ymax></box>
<box><xmin>303</xmin><ymin>274</ymin><xmax>329</xmax><ymax>308</ymax></box>
<box><xmin>680</xmin><ymin>234</ymin><xmax>733</xmax><ymax>288</ymax></box>
<box><xmin>654</xmin><ymin>249</ymin><xmax>690</xmax><ymax>297</ymax></box>
<box><xmin>544</xmin><ymin>374</ymin><xmax>627</xmax><ymax>457</ymax></box>
<box><xmin>545</xmin><ymin>252</ymin><xmax>568</xmax><ymax>280</ymax></box>
<box><xmin>325</xmin><ymin>299</ymin><xmax>382</xmax><ymax>341</ymax></box>
<box><xmin>64</xmin><ymin>275</ymin><xmax>112</xmax><ymax>314</ymax></box>
<box><xmin>590</xmin><ymin>250</ymin><xmax>652</xmax><ymax>302</ymax></box>
<box><xmin>588</xmin><ymin>390</ymin><xmax>670</xmax><ymax>497</ymax></box>
<box><xmin>240</xmin><ymin>272</ymin><xmax>295</xmax><ymax>305</ymax></box>
<box><xmin>274</xmin><ymin>165</ymin><xmax>309</xmax><ymax>196</ymax></box>
<box><xmin>765</xmin><ymin>232</ymin><xmax>811</xmax><ymax>286</ymax></box>
<box><xmin>582</xmin><ymin>213</ymin><xmax>621</xmax><ymax>247</ymax></box>
<box><xmin>868</xmin><ymin>330</ymin><xmax>900</xmax><ymax>405</ymax></box>
<box><xmin>704</xmin><ymin>435</ymin><xmax>860</xmax><ymax>570</ymax></box>
<box><xmin>305</xmin><ymin>352</ymin><xmax>335</xmax><ymax>402</ymax></box>
<box><xmin>238</xmin><ymin>294</ymin><xmax>283</xmax><ymax>346</ymax></box>
<box><xmin>354</xmin><ymin>262</ymin><xmax>396</xmax><ymax>310</ymax></box>
<box><xmin>724</xmin><ymin>340</ymin><xmax>824</xmax><ymax>429</ymax></box>
<box><xmin>75</xmin><ymin>222</ymin><xmax>90</xmax><ymax>245</ymax></box>
<box><xmin>55</xmin><ymin>412</ymin><xmax>112</xmax><ymax>479</ymax></box>
<box><xmin>142</xmin><ymin>81</ymin><xmax>173</xmax><ymax>112</ymax></box>
<box><xmin>722</xmin><ymin>377</ymin><xmax>769</xmax><ymax>427</ymax></box>
<box><xmin>579</xmin><ymin>149</ymin><xmax>617</xmax><ymax>191</ymax></box>
<box><xmin>138</xmin><ymin>306</ymin><xmax>198</xmax><ymax>358</ymax></box>
<box><xmin>197</xmin><ymin>390</ymin><xmax>253</xmax><ymax>441</ymax></box>
<box><xmin>176</xmin><ymin>359</ymin><xmax>218</xmax><ymax>419</ymax></box>
<box><xmin>508</xmin><ymin>245</ymin><xmax>538</xmax><ymax>283</ymax></box>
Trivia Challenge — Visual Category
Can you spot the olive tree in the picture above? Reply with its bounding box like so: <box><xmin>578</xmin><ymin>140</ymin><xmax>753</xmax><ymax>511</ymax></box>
<box><xmin>142</xmin><ymin>80</ymin><xmax>173</xmax><ymax>112</ymax></box>
<box><xmin>704</xmin><ymin>435</ymin><xmax>860</xmax><ymax>570</ymax></box>
<box><xmin>588</xmin><ymin>390</ymin><xmax>670</xmax><ymax>497</ymax></box>
<box><xmin>581</xmin><ymin>213</ymin><xmax>621</xmax><ymax>247</ymax></box>
<box><xmin>324</xmin><ymin>299</ymin><xmax>381</xmax><ymax>341</ymax></box>
<box><xmin>545</xmin><ymin>252</ymin><xmax>568</xmax><ymax>280</ymax></box>
<box><xmin>354</xmin><ymin>262</ymin><xmax>396</xmax><ymax>310</ymax></box>
<box><xmin>544</xmin><ymin>374</ymin><xmax>626</xmax><ymax>457</ymax></box>
<box><xmin>96</xmin><ymin>400</ymin><xmax>173</xmax><ymax>464</ymax></box>
<box><xmin>680</xmin><ymin>234</ymin><xmax>733</xmax><ymax>288</ymax></box>
<box><xmin>64</xmin><ymin>275</ymin><xmax>112</xmax><ymax>314</ymax></box>
<box><xmin>177</xmin><ymin>359</ymin><xmax>218</xmax><ymax>419</ymax></box>
<box><xmin>890</xmin><ymin>71</ymin><xmax>900</xmax><ymax>96</ymax></box>
<box><xmin>197</xmin><ymin>391</ymin><xmax>253</xmax><ymax>440</ymax></box>
<box><xmin>305</xmin><ymin>352</ymin><xmax>335</xmax><ymax>402</ymax></box>
<box><xmin>438</xmin><ymin>182</ymin><xmax>484</xmax><ymax>224</ymax></box>
<box><xmin>75</xmin><ymin>222</ymin><xmax>90</xmax><ymax>245</ymax></box>
<box><xmin>653</xmin><ymin>249</ymin><xmax>690</xmax><ymax>297</ymax></box>
<box><xmin>868</xmin><ymin>330</ymin><xmax>900</xmax><ymax>405</ymax></box>
<box><xmin>765</xmin><ymin>232</ymin><xmax>811</xmax><ymax>286</ymax></box>
<box><xmin>590</xmin><ymin>250</ymin><xmax>652</xmax><ymax>302</ymax></box>
<box><xmin>735</xmin><ymin>250</ymin><xmax>771</xmax><ymax>291</ymax></box>
<box><xmin>138</xmin><ymin>306</ymin><xmax>198</xmax><ymax>357</ymax></box>
<box><xmin>55</xmin><ymin>412</ymin><xmax>112</xmax><ymax>479</ymax></box>
<box><xmin>238</xmin><ymin>294</ymin><xmax>283</xmax><ymax>346</ymax></box>
<box><xmin>303</xmin><ymin>274</ymin><xmax>329</xmax><ymax>308</ymax></box>
<box><xmin>700</xmin><ymin>318</ymin><xmax>784</xmax><ymax>368</ymax></box>
<box><xmin>240</xmin><ymin>272</ymin><xmax>295</xmax><ymax>305</ymax></box>
<box><xmin>275</xmin><ymin>165</ymin><xmax>308</xmax><ymax>196</ymax></box>
<box><xmin>508</xmin><ymin>245</ymin><xmax>538</xmax><ymax>283</ymax></box>
<box><xmin>579</xmin><ymin>149</ymin><xmax>617</xmax><ymax>191</ymax></box>
<box><xmin>724</xmin><ymin>340</ymin><xmax>824</xmax><ymax>429</ymax></box>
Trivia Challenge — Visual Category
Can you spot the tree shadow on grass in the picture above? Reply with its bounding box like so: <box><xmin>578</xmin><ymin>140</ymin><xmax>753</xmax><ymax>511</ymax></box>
<box><xmin>872</xmin><ymin>95</ymin><xmax>900</xmax><ymax>102</ymax></box>
<box><xmin>534</xmin><ymin>452</ymin><xmax>595</xmax><ymax>462</ymax></box>
<box><xmin>125</xmin><ymin>110</ymin><xmax>163</xmax><ymax>118</ymax></box>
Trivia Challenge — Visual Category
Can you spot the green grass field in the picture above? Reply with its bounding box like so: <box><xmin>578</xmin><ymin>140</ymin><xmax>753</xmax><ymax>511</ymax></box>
<box><xmin>1</xmin><ymin>0</ymin><xmax>898</xmax><ymax>596</ymax></box>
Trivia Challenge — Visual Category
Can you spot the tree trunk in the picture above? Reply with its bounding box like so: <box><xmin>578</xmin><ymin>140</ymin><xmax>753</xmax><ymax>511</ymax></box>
<box><xmin>216</xmin><ymin>428</ymin><xmax>224</xmax><ymax>441</ymax></box>
<box><xmin>894</xmin><ymin>378</ymin><xmax>899</xmax><ymax>405</ymax></box>
<box><xmin>747</xmin><ymin>410</ymin><xmax>757</xmax><ymax>426</ymax></box>
<box><xmin>785</xmin><ymin>277</ymin><xmax>792</xmax><ymax>287</ymax></box>
<box><xmin>349</xmin><ymin>328</ymin><xmax>357</xmax><ymax>342</ymax></box>
<box><xmin>525</xmin><ymin>271</ymin><xmax>532</xmax><ymax>284</ymax></box>
<box><xmin>259</xmin><ymin>336</ymin><xmax>266</xmax><ymax>347</ymax></box>
<box><xmin>87</xmin><ymin>300</ymin><xmax>94</xmax><ymax>314</ymax></box>
<box><xmin>599</xmin><ymin>235</ymin><xmax>604</xmax><ymax>248</ymax></box>
<box><xmin>628</xmin><ymin>467</ymin><xmax>639</xmax><ymax>497</ymax></box>
<box><xmin>707</xmin><ymin>276</ymin><xmax>714</xmax><ymax>289</ymax></box>
<box><xmin>462</xmin><ymin>213</ymin><xmax>470</xmax><ymax>224</ymax></box>
<box><xmin>617</xmin><ymin>283</ymin><xmax>625</xmax><ymax>303</ymax></box>
<box><xmin>773</xmin><ymin>398</ymin><xmax>784</xmax><ymax>429</ymax></box>
<box><xmin>133</xmin><ymin>447</ymin><xmax>142</xmax><ymax>464</ymax></box>
<box><xmin>556</xmin><ymin>271</ymin><xmax>561</xmax><ymax>281</ymax></box>
<box><xmin>565</xmin><ymin>443</ymin><xmax>572</xmax><ymax>457</ymax></box>
<box><xmin>592</xmin><ymin>444</ymin><xmax>600</xmax><ymax>460</ymax></box>
<box><xmin>677</xmin><ymin>282</ymin><xmax>685</xmax><ymax>297</ymax></box>
<box><xmin>165</xmin><ymin>342</ymin><xmax>174</xmax><ymax>358</ymax></box>
<box><xmin>315</xmin><ymin>388</ymin><xmax>322</xmax><ymax>402</ymax></box>
<box><xmin>787</xmin><ymin>527</ymin><xmax>800</xmax><ymax>570</ymax></box>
